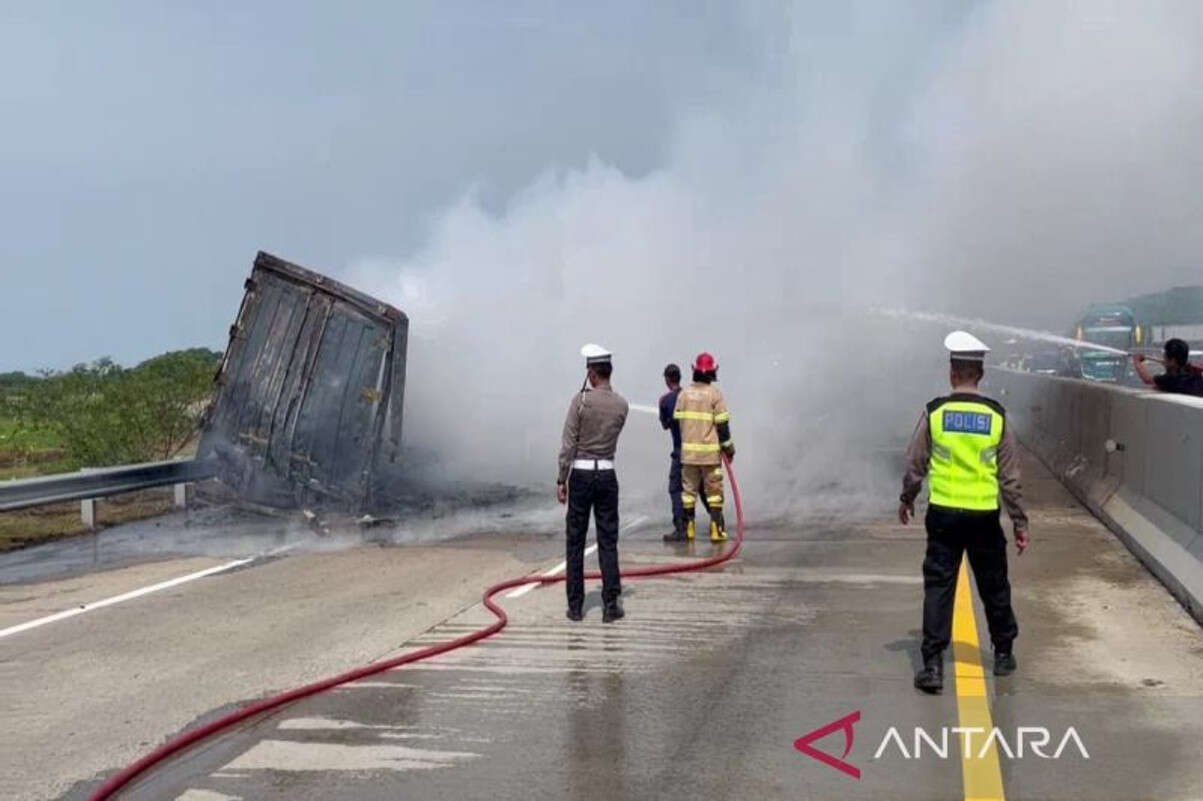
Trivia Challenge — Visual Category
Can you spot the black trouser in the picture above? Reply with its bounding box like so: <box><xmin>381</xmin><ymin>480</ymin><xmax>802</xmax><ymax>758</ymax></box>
<box><xmin>566</xmin><ymin>468</ymin><xmax>621</xmax><ymax>609</ymax></box>
<box><xmin>668</xmin><ymin>451</ymin><xmax>684</xmax><ymax>524</ymax></box>
<box><xmin>921</xmin><ymin>506</ymin><xmax>1018</xmax><ymax>661</ymax></box>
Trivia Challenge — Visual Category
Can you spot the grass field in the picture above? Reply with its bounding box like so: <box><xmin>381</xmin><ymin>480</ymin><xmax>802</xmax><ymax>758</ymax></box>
<box><xmin>0</xmin><ymin>489</ymin><xmax>176</xmax><ymax>551</ymax></box>
<box><xmin>0</xmin><ymin>351</ymin><xmax>220</xmax><ymax>551</ymax></box>
<box><xmin>0</xmin><ymin>416</ymin><xmax>72</xmax><ymax>479</ymax></box>
<box><xmin>0</xmin><ymin>416</ymin><xmax>182</xmax><ymax>550</ymax></box>
<box><xmin>0</xmin><ymin>415</ymin><xmax>61</xmax><ymax>449</ymax></box>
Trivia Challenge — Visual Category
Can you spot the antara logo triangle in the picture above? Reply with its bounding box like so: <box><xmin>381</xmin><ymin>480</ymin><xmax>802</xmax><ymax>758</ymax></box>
<box><xmin>794</xmin><ymin>710</ymin><xmax>861</xmax><ymax>780</ymax></box>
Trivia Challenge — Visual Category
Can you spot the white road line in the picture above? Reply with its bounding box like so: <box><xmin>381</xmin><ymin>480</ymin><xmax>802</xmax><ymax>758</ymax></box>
<box><xmin>504</xmin><ymin>546</ymin><xmax>597</xmax><ymax>599</ymax></box>
<box><xmin>0</xmin><ymin>557</ymin><xmax>254</xmax><ymax>640</ymax></box>
<box><xmin>628</xmin><ymin>403</ymin><xmax>658</xmax><ymax>416</ymax></box>
<box><xmin>505</xmin><ymin>514</ymin><xmax>648</xmax><ymax>599</ymax></box>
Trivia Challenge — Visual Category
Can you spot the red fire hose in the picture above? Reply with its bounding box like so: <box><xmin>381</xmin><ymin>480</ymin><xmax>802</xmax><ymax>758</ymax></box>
<box><xmin>90</xmin><ymin>455</ymin><xmax>745</xmax><ymax>800</ymax></box>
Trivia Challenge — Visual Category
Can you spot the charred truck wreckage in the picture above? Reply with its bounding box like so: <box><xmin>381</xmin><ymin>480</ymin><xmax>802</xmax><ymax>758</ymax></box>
<box><xmin>198</xmin><ymin>252</ymin><xmax>409</xmax><ymax>514</ymax></box>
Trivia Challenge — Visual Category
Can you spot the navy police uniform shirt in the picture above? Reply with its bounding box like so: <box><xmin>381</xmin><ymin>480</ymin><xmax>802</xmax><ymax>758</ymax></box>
<box><xmin>659</xmin><ymin>388</ymin><xmax>682</xmax><ymax>453</ymax></box>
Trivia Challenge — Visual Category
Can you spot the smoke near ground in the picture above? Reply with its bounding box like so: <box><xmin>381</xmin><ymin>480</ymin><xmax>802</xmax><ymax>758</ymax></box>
<box><xmin>347</xmin><ymin>1</ymin><xmax>1203</xmax><ymax>520</ymax></box>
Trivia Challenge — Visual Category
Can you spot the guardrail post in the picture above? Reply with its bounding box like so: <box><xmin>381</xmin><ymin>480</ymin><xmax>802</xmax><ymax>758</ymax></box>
<box><xmin>80</xmin><ymin>497</ymin><xmax>96</xmax><ymax>530</ymax></box>
<box><xmin>79</xmin><ymin>467</ymin><xmax>97</xmax><ymax>530</ymax></box>
<box><xmin>173</xmin><ymin>482</ymin><xmax>187</xmax><ymax>510</ymax></box>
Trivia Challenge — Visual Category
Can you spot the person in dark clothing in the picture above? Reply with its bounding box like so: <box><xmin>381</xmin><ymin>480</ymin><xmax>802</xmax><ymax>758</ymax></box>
<box><xmin>658</xmin><ymin>363</ymin><xmax>685</xmax><ymax>542</ymax></box>
<box><xmin>1133</xmin><ymin>338</ymin><xmax>1203</xmax><ymax>396</ymax></box>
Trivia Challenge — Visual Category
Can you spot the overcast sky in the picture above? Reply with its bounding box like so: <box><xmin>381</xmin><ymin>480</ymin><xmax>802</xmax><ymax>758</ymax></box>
<box><xmin>1</xmin><ymin>2</ymin><xmax>766</xmax><ymax>371</ymax></box>
<box><xmin>3</xmin><ymin>1</ymin><xmax>1201</xmax><ymax>379</ymax></box>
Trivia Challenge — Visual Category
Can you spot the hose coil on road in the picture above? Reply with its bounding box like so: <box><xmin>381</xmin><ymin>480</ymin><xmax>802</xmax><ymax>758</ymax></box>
<box><xmin>91</xmin><ymin>455</ymin><xmax>745</xmax><ymax>800</ymax></box>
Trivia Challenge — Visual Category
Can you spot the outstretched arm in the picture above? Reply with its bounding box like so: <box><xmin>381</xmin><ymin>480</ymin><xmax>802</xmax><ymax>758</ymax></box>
<box><xmin>1132</xmin><ymin>353</ymin><xmax>1157</xmax><ymax>387</ymax></box>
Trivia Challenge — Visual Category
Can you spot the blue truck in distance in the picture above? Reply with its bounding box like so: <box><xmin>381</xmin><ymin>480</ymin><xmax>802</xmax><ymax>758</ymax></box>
<box><xmin>1073</xmin><ymin>304</ymin><xmax>1145</xmax><ymax>384</ymax></box>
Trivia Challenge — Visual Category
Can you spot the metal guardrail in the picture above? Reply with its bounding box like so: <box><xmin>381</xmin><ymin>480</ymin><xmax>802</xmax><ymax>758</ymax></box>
<box><xmin>0</xmin><ymin>459</ymin><xmax>217</xmax><ymax>512</ymax></box>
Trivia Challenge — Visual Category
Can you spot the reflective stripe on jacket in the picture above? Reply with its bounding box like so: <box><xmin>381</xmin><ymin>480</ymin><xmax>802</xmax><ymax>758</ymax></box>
<box><xmin>673</xmin><ymin>382</ymin><xmax>732</xmax><ymax>465</ymax></box>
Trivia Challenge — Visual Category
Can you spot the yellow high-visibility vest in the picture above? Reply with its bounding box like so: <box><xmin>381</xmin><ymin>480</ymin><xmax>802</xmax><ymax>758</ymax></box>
<box><xmin>928</xmin><ymin>396</ymin><xmax>1004</xmax><ymax>511</ymax></box>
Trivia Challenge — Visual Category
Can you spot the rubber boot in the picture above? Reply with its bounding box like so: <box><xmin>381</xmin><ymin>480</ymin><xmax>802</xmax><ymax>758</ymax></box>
<box><xmin>686</xmin><ymin>517</ymin><xmax>696</xmax><ymax>541</ymax></box>
<box><xmin>663</xmin><ymin>517</ymin><xmax>688</xmax><ymax>543</ymax></box>
<box><xmin>709</xmin><ymin>511</ymin><xmax>729</xmax><ymax>542</ymax></box>
<box><xmin>914</xmin><ymin>654</ymin><xmax>944</xmax><ymax>694</ymax></box>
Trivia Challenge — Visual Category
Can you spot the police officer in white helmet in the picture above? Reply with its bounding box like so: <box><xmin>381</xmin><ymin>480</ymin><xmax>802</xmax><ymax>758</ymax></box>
<box><xmin>557</xmin><ymin>344</ymin><xmax>630</xmax><ymax>623</ymax></box>
<box><xmin>899</xmin><ymin>331</ymin><xmax>1030</xmax><ymax>694</ymax></box>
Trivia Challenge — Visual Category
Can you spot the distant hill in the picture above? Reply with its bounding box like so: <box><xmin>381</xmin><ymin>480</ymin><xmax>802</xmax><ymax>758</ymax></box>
<box><xmin>134</xmin><ymin>348</ymin><xmax>223</xmax><ymax>370</ymax></box>
<box><xmin>2</xmin><ymin>349</ymin><xmax>223</xmax><ymax>381</ymax></box>
<box><xmin>0</xmin><ymin>371</ymin><xmax>35</xmax><ymax>390</ymax></box>
<box><xmin>1123</xmin><ymin>286</ymin><xmax>1203</xmax><ymax>324</ymax></box>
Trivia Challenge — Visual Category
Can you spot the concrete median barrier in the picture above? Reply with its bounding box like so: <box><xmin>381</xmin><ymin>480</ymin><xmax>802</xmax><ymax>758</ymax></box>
<box><xmin>988</xmin><ymin>367</ymin><xmax>1203</xmax><ymax>624</ymax></box>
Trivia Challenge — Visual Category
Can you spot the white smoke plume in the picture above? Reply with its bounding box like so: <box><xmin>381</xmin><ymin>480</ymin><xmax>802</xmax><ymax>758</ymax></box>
<box><xmin>347</xmin><ymin>1</ymin><xmax>1203</xmax><ymax>521</ymax></box>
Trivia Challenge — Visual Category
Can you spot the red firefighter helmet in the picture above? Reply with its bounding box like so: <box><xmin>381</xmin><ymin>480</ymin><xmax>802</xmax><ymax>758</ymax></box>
<box><xmin>693</xmin><ymin>352</ymin><xmax>718</xmax><ymax>372</ymax></box>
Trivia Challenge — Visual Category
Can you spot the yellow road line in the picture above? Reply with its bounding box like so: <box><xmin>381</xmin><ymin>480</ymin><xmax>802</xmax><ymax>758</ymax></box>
<box><xmin>952</xmin><ymin>559</ymin><xmax>1006</xmax><ymax>801</ymax></box>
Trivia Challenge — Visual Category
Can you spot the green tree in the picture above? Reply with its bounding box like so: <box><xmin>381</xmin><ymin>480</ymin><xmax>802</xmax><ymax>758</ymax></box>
<box><xmin>125</xmin><ymin>350</ymin><xmax>222</xmax><ymax>460</ymax></box>
<box><xmin>21</xmin><ymin>350</ymin><xmax>220</xmax><ymax>466</ymax></box>
<box><xmin>0</xmin><ymin>371</ymin><xmax>34</xmax><ymax>390</ymax></box>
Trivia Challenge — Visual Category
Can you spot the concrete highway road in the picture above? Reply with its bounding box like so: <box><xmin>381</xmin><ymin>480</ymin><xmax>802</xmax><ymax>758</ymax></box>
<box><xmin>2</xmin><ymin>450</ymin><xmax>1202</xmax><ymax>800</ymax></box>
<box><xmin>0</xmin><ymin>517</ymin><xmax>567</xmax><ymax>800</ymax></box>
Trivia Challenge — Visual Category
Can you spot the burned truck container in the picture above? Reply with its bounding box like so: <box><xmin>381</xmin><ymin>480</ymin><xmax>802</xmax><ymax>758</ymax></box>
<box><xmin>199</xmin><ymin>252</ymin><xmax>408</xmax><ymax>512</ymax></box>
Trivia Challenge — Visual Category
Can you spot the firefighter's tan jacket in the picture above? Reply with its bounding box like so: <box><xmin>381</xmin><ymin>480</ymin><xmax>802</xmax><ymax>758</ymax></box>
<box><xmin>673</xmin><ymin>381</ymin><xmax>733</xmax><ymax>466</ymax></box>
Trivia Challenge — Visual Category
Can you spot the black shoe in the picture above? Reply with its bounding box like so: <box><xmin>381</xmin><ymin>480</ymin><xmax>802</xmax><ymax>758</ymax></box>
<box><xmin>664</xmin><ymin>519</ymin><xmax>688</xmax><ymax>543</ymax></box>
<box><xmin>566</xmin><ymin>607</ymin><xmax>583</xmax><ymax>622</ymax></box>
<box><xmin>994</xmin><ymin>651</ymin><xmax>1017</xmax><ymax>676</ymax></box>
<box><xmin>914</xmin><ymin>655</ymin><xmax>944</xmax><ymax>694</ymax></box>
<box><xmin>602</xmin><ymin>600</ymin><xmax>625</xmax><ymax>623</ymax></box>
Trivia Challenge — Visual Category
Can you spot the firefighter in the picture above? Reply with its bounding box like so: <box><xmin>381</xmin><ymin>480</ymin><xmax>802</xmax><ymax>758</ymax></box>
<box><xmin>673</xmin><ymin>352</ymin><xmax>735</xmax><ymax>542</ymax></box>
<box><xmin>557</xmin><ymin>344</ymin><xmax>630</xmax><ymax>623</ymax></box>
<box><xmin>899</xmin><ymin>331</ymin><xmax>1030</xmax><ymax>694</ymax></box>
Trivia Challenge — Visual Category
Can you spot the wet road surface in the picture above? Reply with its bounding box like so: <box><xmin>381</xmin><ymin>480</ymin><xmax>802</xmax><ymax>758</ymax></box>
<box><xmin>1</xmin><ymin>526</ymin><xmax>566</xmax><ymax>801</ymax></box>
<box><xmin>69</xmin><ymin>450</ymin><xmax>1203</xmax><ymax>801</ymax></box>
